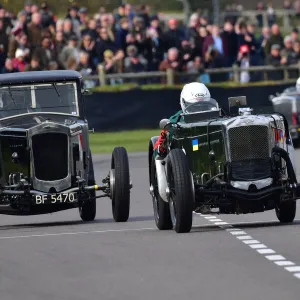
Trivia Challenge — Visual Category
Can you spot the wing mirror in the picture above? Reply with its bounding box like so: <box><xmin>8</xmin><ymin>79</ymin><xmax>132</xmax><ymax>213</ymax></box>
<box><xmin>159</xmin><ymin>118</ymin><xmax>171</xmax><ymax>130</ymax></box>
<box><xmin>82</xmin><ymin>89</ymin><xmax>92</xmax><ymax>95</ymax></box>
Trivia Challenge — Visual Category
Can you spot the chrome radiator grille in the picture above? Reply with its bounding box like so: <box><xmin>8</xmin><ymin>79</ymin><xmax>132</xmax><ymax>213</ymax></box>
<box><xmin>228</xmin><ymin>125</ymin><xmax>269</xmax><ymax>161</ymax></box>
<box><xmin>228</xmin><ymin>125</ymin><xmax>271</xmax><ymax>181</ymax></box>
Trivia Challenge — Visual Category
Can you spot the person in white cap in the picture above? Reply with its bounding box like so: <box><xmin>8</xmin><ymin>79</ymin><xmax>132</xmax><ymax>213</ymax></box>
<box><xmin>13</xmin><ymin>48</ymin><xmax>27</xmax><ymax>72</ymax></box>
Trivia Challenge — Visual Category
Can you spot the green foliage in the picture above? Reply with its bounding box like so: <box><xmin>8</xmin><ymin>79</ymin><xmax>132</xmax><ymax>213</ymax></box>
<box><xmin>89</xmin><ymin>130</ymin><xmax>158</xmax><ymax>153</ymax></box>
<box><xmin>90</xmin><ymin>80</ymin><xmax>295</xmax><ymax>93</ymax></box>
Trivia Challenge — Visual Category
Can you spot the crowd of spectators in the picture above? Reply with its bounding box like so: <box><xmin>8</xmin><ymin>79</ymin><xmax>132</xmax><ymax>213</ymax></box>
<box><xmin>0</xmin><ymin>1</ymin><xmax>300</xmax><ymax>86</ymax></box>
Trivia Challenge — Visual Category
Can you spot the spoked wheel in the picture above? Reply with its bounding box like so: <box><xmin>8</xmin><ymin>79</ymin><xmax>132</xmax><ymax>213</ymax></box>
<box><xmin>150</xmin><ymin>156</ymin><xmax>172</xmax><ymax>230</ymax></box>
<box><xmin>166</xmin><ymin>149</ymin><xmax>194</xmax><ymax>233</ymax></box>
<box><xmin>275</xmin><ymin>200</ymin><xmax>296</xmax><ymax>223</ymax></box>
<box><xmin>110</xmin><ymin>147</ymin><xmax>130</xmax><ymax>222</ymax></box>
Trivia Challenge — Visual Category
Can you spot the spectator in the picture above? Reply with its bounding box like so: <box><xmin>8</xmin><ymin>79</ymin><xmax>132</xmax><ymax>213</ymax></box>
<box><xmin>159</xmin><ymin>47</ymin><xmax>184</xmax><ymax>83</ymax></box>
<box><xmin>0</xmin><ymin>7</ymin><xmax>12</xmax><ymax>34</ymax></box>
<box><xmin>286</xmin><ymin>41</ymin><xmax>300</xmax><ymax>78</ymax></box>
<box><xmin>96</xmin><ymin>27</ymin><xmax>117</xmax><ymax>63</ymax></box>
<box><xmin>291</xmin><ymin>28</ymin><xmax>299</xmax><ymax>43</ymax></box>
<box><xmin>257</xmin><ymin>26</ymin><xmax>270</xmax><ymax>59</ymax></box>
<box><xmin>163</xmin><ymin>19</ymin><xmax>184</xmax><ymax>51</ymax></box>
<box><xmin>59</xmin><ymin>34</ymin><xmax>80</xmax><ymax>69</ymax></box>
<box><xmin>236</xmin><ymin>45</ymin><xmax>251</xmax><ymax>83</ymax></box>
<box><xmin>81</xmin><ymin>18</ymin><xmax>97</xmax><ymax>40</ymax></box>
<box><xmin>101</xmin><ymin>49</ymin><xmax>118</xmax><ymax>75</ymax></box>
<box><xmin>267</xmin><ymin>44</ymin><xmax>284</xmax><ymax>80</ymax></box>
<box><xmin>27</xmin><ymin>12</ymin><xmax>43</xmax><ymax>50</ymax></box>
<box><xmin>13</xmin><ymin>49</ymin><xmax>28</xmax><ymax>72</ymax></box>
<box><xmin>24</xmin><ymin>56</ymin><xmax>42</xmax><ymax>71</ymax></box>
<box><xmin>203</xmin><ymin>25</ymin><xmax>223</xmax><ymax>58</ymax></box>
<box><xmin>281</xmin><ymin>35</ymin><xmax>294</xmax><ymax>59</ymax></box>
<box><xmin>222</xmin><ymin>21</ymin><xmax>238</xmax><ymax>67</ymax></box>
<box><xmin>12</xmin><ymin>10</ymin><xmax>27</xmax><ymax>36</ymax></box>
<box><xmin>63</xmin><ymin>19</ymin><xmax>74</xmax><ymax>41</ymax></box>
<box><xmin>265</xmin><ymin>24</ymin><xmax>284</xmax><ymax>56</ymax></box>
<box><xmin>78</xmin><ymin>7</ymin><xmax>89</xmax><ymax>27</ymax></box>
<box><xmin>8</xmin><ymin>32</ymin><xmax>30</xmax><ymax>61</ymax></box>
<box><xmin>115</xmin><ymin>17</ymin><xmax>129</xmax><ymax>51</ymax></box>
<box><xmin>194</xmin><ymin>26</ymin><xmax>207</xmax><ymax>58</ymax></box>
<box><xmin>2</xmin><ymin>58</ymin><xmax>19</xmax><ymax>73</ymax></box>
<box><xmin>149</xmin><ymin>15</ymin><xmax>162</xmax><ymax>38</ymax></box>
<box><xmin>124</xmin><ymin>45</ymin><xmax>147</xmax><ymax>73</ymax></box>
<box><xmin>32</xmin><ymin>36</ymin><xmax>56</xmax><ymax>70</ymax></box>
<box><xmin>146</xmin><ymin>27</ymin><xmax>164</xmax><ymax>71</ymax></box>
<box><xmin>0</xmin><ymin>19</ymin><xmax>9</xmax><ymax>57</ymax></box>
<box><xmin>66</xmin><ymin>6</ymin><xmax>81</xmax><ymax>38</ymax></box>
<box><xmin>80</xmin><ymin>34</ymin><xmax>98</xmax><ymax>70</ymax></box>
<box><xmin>0</xmin><ymin>44</ymin><xmax>6</xmax><ymax>70</ymax></box>
<box><xmin>186</xmin><ymin>13</ymin><xmax>199</xmax><ymax>40</ymax></box>
<box><xmin>180</xmin><ymin>40</ymin><xmax>195</xmax><ymax>67</ymax></box>
<box><xmin>40</xmin><ymin>2</ymin><xmax>55</xmax><ymax>29</ymax></box>
<box><xmin>66</xmin><ymin>56</ymin><xmax>78</xmax><ymax>70</ymax></box>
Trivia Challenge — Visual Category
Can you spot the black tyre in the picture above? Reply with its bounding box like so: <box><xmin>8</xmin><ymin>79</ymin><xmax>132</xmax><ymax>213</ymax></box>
<box><xmin>150</xmin><ymin>156</ymin><xmax>173</xmax><ymax>230</ymax></box>
<box><xmin>166</xmin><ymin>149</ymin><xmax>194</xmax><ymax>233</ymax></box>
<box><xmin>111</xmin><ymin>147</ymin><xmax>130</xmax><ymax>222</ymax></box>
<box><xmin>79</xmin><ymin>151</ymin><xmax>96</xmax><ymax>221</ymax></box>
<box><xmin>275</xmin><ymin>200</ymin><xmax>296</xmax><ymax>223</ymax></box>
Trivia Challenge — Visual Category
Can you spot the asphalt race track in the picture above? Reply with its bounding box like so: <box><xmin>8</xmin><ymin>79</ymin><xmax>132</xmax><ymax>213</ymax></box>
<box><xmin>1</xmin><ymin>151</ymin><xmax>300</xmax><ymax>299</ymax></box>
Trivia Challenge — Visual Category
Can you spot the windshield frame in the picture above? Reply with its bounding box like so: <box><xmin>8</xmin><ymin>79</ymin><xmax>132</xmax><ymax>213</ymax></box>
<box><xmin>0</xmin><ymin>81</ymin><xmax>79</xmax><ymax>121</ymax></box>
<box><xmin>183</xmin><ymin>98</ymin><xmax>219</xmax><ymax>114</ymax></box>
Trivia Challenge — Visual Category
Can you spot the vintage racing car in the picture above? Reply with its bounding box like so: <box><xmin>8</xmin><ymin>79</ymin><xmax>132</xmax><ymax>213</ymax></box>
<box><xmin>0</xmin><ymin>70</ymin><xmax>131</xmax><ymax>222</ymax></box>
<box><xmin>270</xmin><ymin>86</ymin><xmax>300</xmax><ymax>143</ymax></box>
<box><xmin>148</xmin><ymin>96</ymin><xmax>299</xmax><ymax>233</ymax></box>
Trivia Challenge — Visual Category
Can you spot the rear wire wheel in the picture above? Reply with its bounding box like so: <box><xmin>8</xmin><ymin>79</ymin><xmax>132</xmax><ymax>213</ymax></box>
<box><xmin>167</xmin><ymin>149</ymin><xmax>194</xmax><ymax>233</ymax></box>
<box><xmin>150</xmin><ymin>156</ymin><xmax>173</xmax><ymax>230</ymax></box>
<box><xmin>111</xmin><ymin>147</ymin><xmax>130</xmax><ymax>222</ymax></box>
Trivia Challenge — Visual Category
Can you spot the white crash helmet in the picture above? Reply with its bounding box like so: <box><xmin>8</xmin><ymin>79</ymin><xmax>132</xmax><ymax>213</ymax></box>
<box><xmin>296</xmin><ymin>77</ymin><xmax>300</xmax><ymax>92</ymax></box>
<box><xmin>180</xmin><ymin>82</ymin><xmax>211</xmax><ymax>112</ymax></box>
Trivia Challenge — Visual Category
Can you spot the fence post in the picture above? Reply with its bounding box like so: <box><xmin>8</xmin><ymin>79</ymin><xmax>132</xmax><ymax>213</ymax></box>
<box><xmin>233</xmin><ymin>64</ymin><xmax>239</xmax><ymax>83</ymax></box>
<box><xmin>283</xmin><ymin>66</ymin><xmax>289</xmax><ymax>81</ymax></box>
<box><xmin>98</xmin><ymin>65</ymin><xmax>106</xmax><ymax>86</ymax></box>
<box><xmin>166</xmin><ymin>68</ymin><xmax>174</xmax><ymax>85</ymax></box>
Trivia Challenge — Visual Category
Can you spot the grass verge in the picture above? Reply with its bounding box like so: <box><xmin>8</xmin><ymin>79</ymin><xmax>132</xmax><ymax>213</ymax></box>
<box><xmin>89</xmin><ymin>129</ymin><xmax>159</xmax><ymax>154</ymax></box>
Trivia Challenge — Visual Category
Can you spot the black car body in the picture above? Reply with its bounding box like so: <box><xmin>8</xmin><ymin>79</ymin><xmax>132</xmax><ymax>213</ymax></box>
<box><xmin>148</xmin><ymin>96</ymin><xmax>300</xmax><ymax>233</ymax></box>
<box><xmin>0</xmin><ymin>70</ymin><xmax>131</xmax><ymax>222</ymax></box>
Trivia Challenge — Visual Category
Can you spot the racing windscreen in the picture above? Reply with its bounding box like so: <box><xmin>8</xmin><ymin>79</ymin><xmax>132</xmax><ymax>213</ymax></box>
<box><xmin>183</xmin><ymin>98</ymin><xmax>219</xmax><ymax>114</ymax></box>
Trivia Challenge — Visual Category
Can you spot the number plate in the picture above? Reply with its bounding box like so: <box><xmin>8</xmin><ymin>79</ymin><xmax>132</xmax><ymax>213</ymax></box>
<box><xmin>34</xmin><ymin>193</ymin><xmax>77</xmax><ymax>205</ymax></box>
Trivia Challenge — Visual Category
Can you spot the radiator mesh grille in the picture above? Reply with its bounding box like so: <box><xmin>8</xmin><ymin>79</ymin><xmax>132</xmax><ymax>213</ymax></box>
<box><xmin>228</xmin><ymin>125</ymin><xmax>269</xmax><ymax>161</ymax></box>
<box><xmin>228</xmin><ymin>125</ymin><xmax>271</xmax><ymax>181</ymax></box>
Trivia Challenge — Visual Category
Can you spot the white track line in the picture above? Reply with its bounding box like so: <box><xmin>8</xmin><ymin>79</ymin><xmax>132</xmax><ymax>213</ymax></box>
<box><xmin>0</xmin><ymin>227</ymin><xmax>156</xmax><ymax>240</ymax></box>
<box><xmin>196</xmin><ymin>213</ymin><xmax>300</xmax><ymax>281</ymax></box>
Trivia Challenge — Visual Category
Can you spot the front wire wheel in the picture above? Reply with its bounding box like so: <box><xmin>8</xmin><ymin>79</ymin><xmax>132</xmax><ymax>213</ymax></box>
<box><xmin>150</xmin><ymin>156</ymin><xmax>173</xmax><ymax>230</ymax></box>
<box><xmin>275</xmin><ymin>199</ymin><xmax>296</xmax><ymax>223</ymax></box>
<box><xmin>167</xmin><ymin>149</ymin><xmax>194</xmax><ymax>233</ymax></box>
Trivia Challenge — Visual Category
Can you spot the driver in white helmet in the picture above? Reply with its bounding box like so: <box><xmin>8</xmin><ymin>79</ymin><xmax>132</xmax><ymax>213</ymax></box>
<box><xmin>154</xmin><ymin>82</ymin><xmax>211</xmax><ymax>156</ymax></box>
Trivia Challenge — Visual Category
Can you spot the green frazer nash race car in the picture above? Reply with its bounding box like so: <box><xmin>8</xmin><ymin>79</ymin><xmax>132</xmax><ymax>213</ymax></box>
<box><xmin>148</xmin><ymin>96</ymin><xmax>300</xmax><ymax>233</ymax></box>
